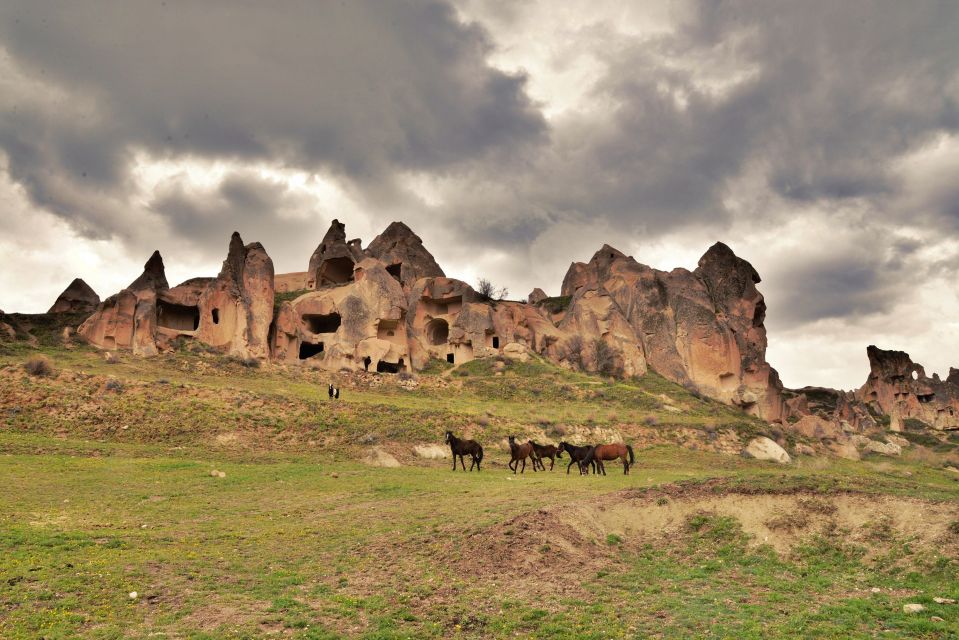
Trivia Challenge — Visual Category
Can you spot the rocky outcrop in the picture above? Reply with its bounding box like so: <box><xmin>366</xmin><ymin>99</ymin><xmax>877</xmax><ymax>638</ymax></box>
<box><xmin>744</xmin><ymin>437</ymin><xmax>791</xmax><ymax>463</ymax></box>
<box><xmin>559</xmin><ymin>242</ymin><xmax>782</xmax><ymax>420</ymax></box>
<box><xmin>191</xmin><ymin>233</ymin><xmax>275</xmax><ymax>359</ymax></box>
<box><xmin>527</xmin><ymin>288</ymin><xmax>548</xmax><ymax>304</ymax></box>
<box><xmin>856</xmin><ymin>345</ymin><xmax>959</xmax><ymax>430</ymax></box>
<box><xmin>307</xmin><ymin>219</ymin><xmax>365</xmax><ymax>289</ymax></box>
<box><xmin>48</xmin><ymin>278</ymin><xmax>100</xmax><ymax>314</ymax></box>
<box><xmin>80</xmin><ymin>234</ymin><xmax>274</xmax><ymax>360</ymax></box>
<box><xmin>365</xmin><ymin>221</ymin><xmax>445</xmax><ymax>289</ymax></box>
<box><xmin>78</xmin><ymin>252</ymin><xmax>169</xmax><ymax>356</ymax></box>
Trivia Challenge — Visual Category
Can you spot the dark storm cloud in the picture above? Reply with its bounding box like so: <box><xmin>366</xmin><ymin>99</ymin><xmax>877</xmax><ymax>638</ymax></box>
<box><xmin>0</xmin><ymin>0</ymin><xmax>545</xmax><ymax>248</ymax></box>
<box><xmin>149</xmin><ymin>170</ymin><xmax>329</xmax><ymax>271</ymax></box>
<box><xmin>441</xmin><ymin>0</ymin><xmax>959</xmax><ymax>324</ymax></box>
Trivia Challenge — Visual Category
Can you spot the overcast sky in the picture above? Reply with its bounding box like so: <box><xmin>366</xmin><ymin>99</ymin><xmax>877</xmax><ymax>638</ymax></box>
<box><xmin>1</xmin><ymin>0</ymin><xmax>957</xmax><ymax>390</ymax></box>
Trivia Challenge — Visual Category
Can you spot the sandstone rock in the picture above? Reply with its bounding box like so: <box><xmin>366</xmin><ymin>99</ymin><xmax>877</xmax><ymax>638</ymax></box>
<box><xmin>793</xmin><ymin>443</ymin><xmax>816</xmax><ymax>456</ymax></box>
<box><xmin>829</xmin><ymin>442</ymin><xmax>860</xmax><ymax>461</ymax></box>
<box><xmin>308</xmin><ymin>219</ymin><xmax>364</xmax><ymax>289</ymax></box>
<box><xmin>744</xmin><ymin>437</ymin><xmax>791</xmax><ymax>463</ymax></box>
<box><xmin>365</xmin><ymin>221</ymin><xmax>445</xmax><ymax>289</ymax></box>
<box><xmin>48</xmin><ymin>278</ymin><xmax>100</xmax><ymax>314</ymax></box>
<box><xmin>933</xmin><ymin>597</ymin><xmax>956</xmax><ymax>604</ymax></box>
<box><xmin>863</xmin><ymin>440</ymin><xmax>901</xmax><ymax>456</ymax></box>
<box><xmin>527</xmin><ymin>288</ymin><xmax>548</xmax><ymax>304</ymax></box>
<box><xmin>502</xmin><ymin>342</ymin><xmax>530</xmax><ymax>363</ymax></box>
<box><xmin>362</xmin><ymin>447</ymin><xmax>401</xmax><ymax>468</ymax></box>
<box><xmin>413</xmin><ymin>444</ymin><xmax>448</xmax><ymax>460</ymax></box>
<box><xmin>903</xmin><ymin>604</ymin><xmax>925</xmax><ymax>614</ymax></box>
<box><xmin>857</xmin><ymin>345</ymin><xmax>959</xmax><ymax>430</ymax></box>
<box><xmin>886</xmin><ymin>434</ymin><xmax>909</xmax><ymax>448</ymax></box>
<box><xmin>196</xmin><ymin>233</ymin><xmax>275</xmax><ymax>359</ymax></box>
<box><xmin>790</xmin><ymin>414</ymin><xmax>843</xmax><ymax>440</ymax></box>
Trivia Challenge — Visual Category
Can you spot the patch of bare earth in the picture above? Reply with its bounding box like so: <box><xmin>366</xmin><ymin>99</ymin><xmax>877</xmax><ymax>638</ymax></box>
<box><xmin>429</xmin><ymin>481</ymin><xmax>959</xmax><ymax>598</ymax></box>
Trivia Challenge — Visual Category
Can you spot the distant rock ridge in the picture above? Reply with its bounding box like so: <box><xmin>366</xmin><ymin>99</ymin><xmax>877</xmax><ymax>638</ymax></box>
<box><xmin>48</xmin><ymin>278</ymin><xmax>100</xmax><ymax>314</ymax></box>
<box><xmin>67</xmin><ymin>217</ymin><xmax>959</xmax><ymax>432</ymax></box>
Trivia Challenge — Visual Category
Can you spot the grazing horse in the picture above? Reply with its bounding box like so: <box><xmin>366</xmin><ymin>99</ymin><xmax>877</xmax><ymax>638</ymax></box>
<box><xmin>557</xmin><ymin>442</ymin><xmax>597</xmax><ymax>475</ymax></box>
<box><xmin>507</xmin><ymin>435</ymin><xmax>537</xmax><ymax>474</ymax></box>
<box><xmin>328</xmin><ymin>383</ymin><xmax>334</xmax><ymax>399</ymax></box>
<box><xmin>528</xmin><ymin>440</ymin><xmax>560</xmax><ymax>471</ymax></box>
<box><xmin>445</xmin><ymin>431</ymin><xmax>483</xmax><ymax>472</ymax></box>
<box><xmin>582</xmin><ymin>443</ymin><xmax>635</xmax><ymax>475</ymax></box>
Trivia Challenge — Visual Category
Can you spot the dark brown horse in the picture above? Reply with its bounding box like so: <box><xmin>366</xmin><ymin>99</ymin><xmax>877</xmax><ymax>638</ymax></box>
<box><xmin>508</xmin><ymin>435</ymin><xmax>537</xmax><ymax>474</ymax></box>
<box><xmin>557</xmin><ymin>442</ymin><xmax>597</xmax><ymax>475</ymax></box>
<box><xmin>528</xmin><ymin>440</ymin><xmax>560</xmax><ymax>471</ymax></box>
<box><xmin>582</xmin><ymin>443</ymin><xmax>635</xmax><ymax>475</ymax></box>
<box><xmin>445</xmin><ymin>431</ymin><xmax>483</xmax><ymax>472</ymax></box>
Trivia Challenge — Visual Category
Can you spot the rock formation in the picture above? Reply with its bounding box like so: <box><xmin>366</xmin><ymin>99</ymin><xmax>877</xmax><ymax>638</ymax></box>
<box><xmin>48</xmin><ymin>278</ymin><xmax>100</xmax><ymax>314</ymax></box>
<box><xmin>80</xmin><ymin>233</ymin><xmax>274</xmax><ymax>360</ymax></box>
<box><xmin>856</xmin><ymin>345</ymin><xmax>959</xmax><ymax>430</ymax></box>
<box><xmin>79</xmin><ymin>216</ymin><xmax>955</xmax><ymax>441</ymax></box>
<box><xmin>557</xmin><ymin>242</ymin><xmax>782</xmax><ymax>419</ymax></box>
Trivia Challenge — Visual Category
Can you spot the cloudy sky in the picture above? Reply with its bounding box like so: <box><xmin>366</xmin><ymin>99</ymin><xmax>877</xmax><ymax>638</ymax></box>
<box><xmin>1</xmin><ymin>0</ymin><xmax>957</xmax><ymax>389</ymax></box>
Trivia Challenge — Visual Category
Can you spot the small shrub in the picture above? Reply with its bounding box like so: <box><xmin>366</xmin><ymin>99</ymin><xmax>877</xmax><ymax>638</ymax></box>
<box><xmin>606</xmin><ymin>533</ymin><xmax>623</xmax><ymax>546</ymax></box>
<box><xmin>397</xmin><ymin>371</ymin><xmax>413</xmax><ymax>381</ymax></box>
<box><xmin>560</xmin><ymin>335</ymin><xmax>584</xmax><ymax>370</ymax></box>
<box><xmin>592</xmin><ymin>339</ymin><xmax>622</xmax><ymax>378</ymax></box>
<box><xmin>23</xmin><ymin>356</ymin><xmax>52</xmax><ymax>377</ymax></box>
<box><xmin>643</xmin><ymin>415</ymin><xmax>659</xmax><ymax>427</ymax></box>
<box><xmin>475</xmin><ymin>415</ymin><xmax>490</xmax><ymax>427</ymax></box>
<box><xmin>104</xmin><ymin>379</ymin><xmax>124</xmax><ymax>393</ymax></box>
<box><xmin>477</xmin><ymin>278</ymin><xmax>508</xmax><ymax>301</ymax></box>
<box><xmin>656</xmin><ymin>497</ymin><xmax>669</xmax><ymax>506</ymax></box>
<box><xmin>104</xmin><ymin>351</ymin><xmax>120</xmax><ymax>364</ymax></box>
<box><xmin>948</xmin><ymin>521</ymin><xmax>959</xmax><ymax>536</ymax></box>
<box><xmin>607</xmin><ymin>411</ymin><xmax>619</xmax><ymax>422</ymax></box>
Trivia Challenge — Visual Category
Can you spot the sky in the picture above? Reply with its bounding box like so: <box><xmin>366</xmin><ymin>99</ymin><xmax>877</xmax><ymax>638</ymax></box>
<box><xmin>1</xmin><ymin>0</ymin><xmax>957</xmax><ymax>390</ymax></box>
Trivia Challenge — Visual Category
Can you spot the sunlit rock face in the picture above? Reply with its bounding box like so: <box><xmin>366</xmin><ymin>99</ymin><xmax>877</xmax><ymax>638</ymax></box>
<box><xmin>75</xmin><ymin>218</ymin><xmax>800</xmax><ymax>419</ymax></box>
<box><xmin>559</xmin><ymin>242</ymin><xmax>782</xmax><ymax>421</ymax></box>
<box><xmin>856</xmin><ymin>345</ymin><xmax>959</xmax><ymax>430</ymax></box>
<box><xmin>80</xmin><ymin>233</ymin><xmax>274</xmax><ymax>360</ymax></box>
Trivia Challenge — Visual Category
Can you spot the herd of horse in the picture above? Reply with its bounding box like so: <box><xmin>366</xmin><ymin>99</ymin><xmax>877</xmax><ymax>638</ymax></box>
<box><xmin>444</xmin><ymin>431</ymin><xmax>635</xmax><ymax>475</ymax></box>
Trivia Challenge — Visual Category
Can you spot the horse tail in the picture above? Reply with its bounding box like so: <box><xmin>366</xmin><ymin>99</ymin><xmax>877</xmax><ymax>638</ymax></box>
<box><xmin>477</xmin><ymin>445</ymin><xmax>484</xmax><ymax>463</ymax></box>
<box><xmin>626</xmin><ymin>444</ymin><xmax>635</xmax><ymax>464</ymax></box>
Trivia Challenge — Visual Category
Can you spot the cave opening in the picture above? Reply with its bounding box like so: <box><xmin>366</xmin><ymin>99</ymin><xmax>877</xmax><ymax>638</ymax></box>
<box><xmin>317</xmin><ymin>257</ymin><xmax>355</xmax><ymax>286</ymax></box>
<box><xmin>303</xmin><ymin>313</ymin><xmax>342</xmax><ymax>334</ymax></box>
<box><xmin>386</xmin><ymin>263</ymin><xmax>402</xmax><ymax>282</ymax></box>
<box><xmin>211</xmin><ymin>308</ymin><xmax>219</xmax><ymax>325</ymax></box>
<box><xmin>157</xmin><ymin>301</ymin><xmax>200</xmax><ymax>331</ymax></box>
<box><xmin>376</xmin><ymin>360</ymin><xmax>403</xmax><ymax>374</ymax></box>
<box><xmin>298</xmin><ymin>341</ymin><xmax>324</xmax><ymax>359</ymax></box>
<box><xmin>918</xmin><ymin>393</ymin><xmax>935</xmax><ymax>403</ymax></box>
<box><xmin>427</xmin><ymin>318</ymin><xmax>449</xmax><ymax>345</ymax></box>
<box><xmin>447</xmin><ymin>353</ymin><xmax>455</xmax><ymax>364</ymax></box>
<box><xmin>492</xmin><ymin>336</ymin><xmax>500</xmax><ymax>349</ymax></box>
<box><xmin>363</xmin><ymin>356</ymin><xmax>372</xmax><ymax>371</ymax></box>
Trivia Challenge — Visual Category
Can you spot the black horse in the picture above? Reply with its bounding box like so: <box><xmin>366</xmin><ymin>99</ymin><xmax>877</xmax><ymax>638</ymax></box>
<box><xmin>445</xmin><ymin>431</ymin><xmax>484</xmax><ymax>472</ymax></box>
<box><xmin>528</xmin><ymin>440</ymin><xmax>561</xmax><ymax>471</ymax></box>
<box><xmin>557</xmin><ymin>442</ymin><xmax>597</xmax><ymax>475</ymax></box>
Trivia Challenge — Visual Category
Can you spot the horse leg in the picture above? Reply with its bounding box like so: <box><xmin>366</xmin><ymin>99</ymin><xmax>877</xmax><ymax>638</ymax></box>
<box><xmin>623</xmin><ymin>455</ymin><xmax>629</xmax><ymax>475</ymax></box>
<box><xmin>451</xmin><ymin>454</ymin><xmax>457</xmax><ymax>471</ymax></box>
<box><xmin>549</xmin><ymin>456</ymin><xmax>554</xmax><ymax>471</ymax></box>
<box><xmin>460</xmin><ymin>455</ymin><xmax>467</xmax><ymax>471</ymax></box>
<box><xmin>521</xmin><ymin>458</ymin><xmax>526</xmax><ymax>474</ymax></box>
<box><xmin>566</xmin><ymin>459</ymin><xmax>574</xmax><ymax>474</ymax></box>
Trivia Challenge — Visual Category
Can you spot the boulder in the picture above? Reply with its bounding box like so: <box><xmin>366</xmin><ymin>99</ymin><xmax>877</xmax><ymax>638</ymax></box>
<box><xmin>48</xmin><ymin>278</ymin><xmax>100</xmax><ymax>314</ymax></box>
<box><xmin>790</xmin><ymin>414</ymin><xmax>844</xmax><ymax>440</ymax></box>
<box><xmin>793</xmin><ymin>443</ymin><xmax>816</xmax><ymax>456</ymax></box>
<box><xmin>413</xmin><ymin>444</ymin><xmax>448</xmax><ymax>460</ymax></box>
<box><xmin>863</xmin><ymin>440</ymin><xmax>901</xmax><ymax>456</ymax></box>
<box><xmin>744</xmin><ymin>437</ymin><xmax>791</xmax><ymax>463</ymax></box>
<box><xmin>829</xmin><ymin>442</ymin><xmax>861</xmax><ymax>461</ymax></box>
<box><xmin>502</xmin><ymin>342</ymin><xmax>530</xmax><ymax>363</ymax></box>
<box><xmin>362</xmin><ymin>447</ymin><xmax>401</xmax><ymax>468</ymax></box>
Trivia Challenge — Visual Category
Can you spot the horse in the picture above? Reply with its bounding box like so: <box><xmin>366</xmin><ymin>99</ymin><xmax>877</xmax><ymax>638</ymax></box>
<box><xmin>581</xmin><ymin>443</ymin><xmax>635</xmax><ymax>475</ymax></box>
<box><xmin>507</xmin><ymin>435</ymin><xmax>537</xmax><ymax>474</ymax></box>
<box><xmin>557</xmin><ymin>442</ymin><xmax>597</xmax><ymax>475</ymax></box>
<box><xmin>328</xmin><ymin>383</ymin><xmax>334</xmax><ymax>399</ymax></box>
<box><xmin>528</xmin><ymin>440</ymin><xmax>560</xmax><ymax>471</ymax></box>
<box><xmin>445</xmin><ymin>431</ymin><xmax>483</xmax><ymax>472</ymax></box>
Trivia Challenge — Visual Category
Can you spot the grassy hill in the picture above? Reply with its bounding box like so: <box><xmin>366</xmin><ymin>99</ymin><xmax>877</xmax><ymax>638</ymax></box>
<box><xmin>1</xmin><ymin>314</ymin><xmax>958</xmax><ymax>638</ymax></box>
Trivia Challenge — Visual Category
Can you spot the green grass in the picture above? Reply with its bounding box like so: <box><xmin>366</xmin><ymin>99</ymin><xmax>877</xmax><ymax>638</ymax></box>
<box><xmin>2</xmin><ymin>319</ymin><xmax>959</xmax><ymax>637</ymax></box>
<box><xmin>0</xmin><ymin>437</ymin><xmax>957</xmax><ymax>639</ymax></box>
